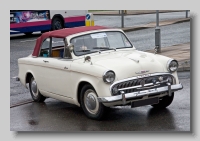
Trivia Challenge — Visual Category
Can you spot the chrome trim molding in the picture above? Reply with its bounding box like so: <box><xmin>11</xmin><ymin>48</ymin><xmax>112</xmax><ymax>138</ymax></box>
<box><xmin>99</xmin><ymin>83</ymin><xmax>183</xmax><ymax>103</ymax></box>
<box><xmin>117</xmin><ymin>80</ymin><xmax>169</xmax><ymax>91</ymax></box>
<box><xmin>135</xmin><ymin>70</ymin><xmax>149</xmax><ymax>74</ymax></box>
<box><xmin>167</xmin><ymin>59</ymin><xmax>173</xmax><ymax>72</ymax></box>
<box><xmin>102</xmin><ymin>70</ymin><xmax>115</xmax><ymax>84</ymax></box>
<box><xmin>167</xmin><ymin>59</ymin><xmax>179</xmax><ymax>72</ymax></box>
<box><xmin>130</xmin><ymin>58</ymin><xmax>139</xmax><ymax>63</ymax></box>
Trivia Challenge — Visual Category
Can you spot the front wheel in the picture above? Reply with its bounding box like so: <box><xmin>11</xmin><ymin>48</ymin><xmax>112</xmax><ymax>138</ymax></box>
<box><xmin>151</xmin><ymin>93</ymin><xmax>174</xmax><ymax>109</ymax></box>
<box><xmin>80</xmin><ymin>84</ymin><xmax>106</xmax><ymax>120</ymax></box>
<box><xmin>29</xmin><ymin>76</ymin><xmax>46</xmax><ymax>102</ymax></box>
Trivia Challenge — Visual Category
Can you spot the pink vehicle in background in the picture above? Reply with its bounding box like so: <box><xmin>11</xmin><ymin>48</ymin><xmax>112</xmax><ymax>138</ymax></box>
<box><xmin>10</xmin><ymin>10</ymin><xmax>88</xmax><ymax>35</ymax></box>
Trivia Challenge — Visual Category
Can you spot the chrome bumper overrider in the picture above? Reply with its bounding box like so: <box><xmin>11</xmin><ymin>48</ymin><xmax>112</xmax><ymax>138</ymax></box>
<box><xmin>98</xmin><ymin>83</ymin><xmax>183</xmax><ymax>103</ymax></box>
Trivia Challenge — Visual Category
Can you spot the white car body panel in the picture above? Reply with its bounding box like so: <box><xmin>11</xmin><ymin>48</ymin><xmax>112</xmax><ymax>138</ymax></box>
<box><xmin>18</xmin><ymin>28</ymin><xmax>180</xmax><ymax>107</ymax></box>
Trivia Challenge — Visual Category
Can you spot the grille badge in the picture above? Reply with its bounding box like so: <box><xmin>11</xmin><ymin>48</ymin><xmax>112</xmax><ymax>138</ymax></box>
<box><xmin>158</xmin><ymin>76</ymin><xmax>163</xmax><ymax>81</ymax></box>
<box><xmin>135</xmin><ymin>70</ymin><xmax>149</xmax><ymax>74</ymax></box>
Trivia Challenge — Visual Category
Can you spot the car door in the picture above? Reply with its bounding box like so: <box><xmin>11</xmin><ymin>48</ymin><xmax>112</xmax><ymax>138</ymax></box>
<box><xmin>34</xmin><ymin>37</ymin><xmax>72</xmax><ymax>98</ymax></box>
<box><xmin>41</xmin><ymin>58</ymin><xmax>72</xmax><ymax>97</ymax></box>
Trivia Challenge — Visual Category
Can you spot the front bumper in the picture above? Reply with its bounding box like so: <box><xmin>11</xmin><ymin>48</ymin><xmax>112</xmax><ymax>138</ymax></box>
<box><xmin>97</xmin><ymin>83</ymin><xmax>183</xmax><ymax>104</ymax></box>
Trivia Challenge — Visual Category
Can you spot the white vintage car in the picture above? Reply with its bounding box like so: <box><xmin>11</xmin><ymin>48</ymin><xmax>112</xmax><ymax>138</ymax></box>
<box><xmin>17</xmin><ymin>26</ymin><xmax>183</xmax><ymax>120</ymax></box>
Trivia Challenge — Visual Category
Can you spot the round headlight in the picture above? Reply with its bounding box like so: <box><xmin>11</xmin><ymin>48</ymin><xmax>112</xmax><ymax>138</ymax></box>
<box><xmin>103</xmin><ymin>70</ymin><xmax>115</xmax><ymax>84</ymax></box>
<box><xmin>167</xmin><ymin>59</ymin><xmax>179</xmax><ymax>72</ymax></box>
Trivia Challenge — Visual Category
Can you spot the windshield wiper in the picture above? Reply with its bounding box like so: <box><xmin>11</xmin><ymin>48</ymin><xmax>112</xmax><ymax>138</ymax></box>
<box><xmin>93</xmin><ymin>47</ymin><xmax>116</xmax><ymax>51</ymax></box>
<box><xmin>75</xmin><ymin>49</ymin><xmax>91</xmax><ymax>52</ymax></box>
<box><xmin>116</xmin><ymin>47</ymin><xmax>132</xmax><ymax>49</ymax></box>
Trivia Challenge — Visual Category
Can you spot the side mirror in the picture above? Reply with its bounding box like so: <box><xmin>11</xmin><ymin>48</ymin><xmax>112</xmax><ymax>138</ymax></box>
<box><xmin>64</xmin><ymin>43</ymin><xmax>73</xmax><ymax>59</ymax></box>
<box><xmin>68</xmin><ymin>43</ymin><xmax>74</xmax><ymax>52</ymax></box>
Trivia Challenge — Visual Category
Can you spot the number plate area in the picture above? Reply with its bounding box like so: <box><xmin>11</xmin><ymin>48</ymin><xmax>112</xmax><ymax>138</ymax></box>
<box><xmin>131</xmin><ymin>97</ymin><xmax>159</xmax><ymax>108</ymax></box>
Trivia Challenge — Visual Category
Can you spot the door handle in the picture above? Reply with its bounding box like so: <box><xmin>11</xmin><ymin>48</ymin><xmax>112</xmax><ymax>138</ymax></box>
<box><xmin>43</xmin><ymin>60</ymin><xmax>49</xmax><ymax>63</ymax></box>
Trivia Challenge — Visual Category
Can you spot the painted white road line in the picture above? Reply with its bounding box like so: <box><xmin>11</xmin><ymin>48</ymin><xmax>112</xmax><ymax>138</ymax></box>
<box><xmin>10</xmin><ymin>30</ymin><xmax>20</xmax><ymax>33</ymax></box>
<box><xmin>20</xmin><ymin>39</ymin><xmax>36</xmax><ymax>42</ymax></box>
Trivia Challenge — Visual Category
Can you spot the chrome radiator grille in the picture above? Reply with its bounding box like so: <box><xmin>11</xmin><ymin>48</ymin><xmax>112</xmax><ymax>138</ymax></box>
<box><xmin>111</xmin><ymin>74</ymin><xmax>175</xmax><ymax>96</ymax></box>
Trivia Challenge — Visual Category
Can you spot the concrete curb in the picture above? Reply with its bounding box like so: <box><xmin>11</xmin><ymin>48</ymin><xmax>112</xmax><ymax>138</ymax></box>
<box><xmin>122</xmin><ymin>26</ymin><xmax>150</xmax><ymax>32</ymax></box>
<box><xmin>121</xmin><ymin>18</ymin><xmax>190</xmax><ymax>32</ymax></box>
<box><xmin>177</xmin><ymin>67</ymin><xmax>190</xmax><ymax>72</ymax></box>
<box><xmin>177</xmin><ymin>60</ymin><xmax>190</xmax><ymax>72</ymax></box>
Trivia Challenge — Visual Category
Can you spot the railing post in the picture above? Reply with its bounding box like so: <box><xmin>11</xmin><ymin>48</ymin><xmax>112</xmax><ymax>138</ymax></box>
<box><xmin>155</xmin><ymin>10</ymin><xmax>161</xmax><ymax>53</ymax></box>
<box><xmin>121</xmin><ymin>10</ymin><xmax>124</xmax><ymax>28</ymax></box>
<box><xmin>186</xmin><ymin>10</ymin><xmax>188</xmax><ymax>18</ymax></box>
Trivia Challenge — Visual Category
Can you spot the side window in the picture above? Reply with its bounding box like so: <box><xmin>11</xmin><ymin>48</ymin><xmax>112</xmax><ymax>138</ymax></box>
<box><xmin>39</xmin><ymin>37</ymin><xmax>65</xmax><ymax>58</ymax></box>
<box><xmin>39</xmin><ymin>38</ymin><xmax>50</xmax><ymax>57</ymax></box>
<box><xmin>51</xmin><ymin>38</ymin><xmax>65</xmax><ymax>58</ymax></box>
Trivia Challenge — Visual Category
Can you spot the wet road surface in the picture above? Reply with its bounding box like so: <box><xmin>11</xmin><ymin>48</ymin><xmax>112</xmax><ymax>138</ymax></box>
<box><xmin>10</xmin><ymin>72</ymin><xmax>190</xmax><ymax>131</ymax></box>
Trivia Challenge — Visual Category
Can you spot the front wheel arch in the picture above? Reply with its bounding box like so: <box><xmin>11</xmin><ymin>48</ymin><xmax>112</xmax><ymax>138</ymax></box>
<box><xmin>26</xmin><ymin>72</ymin><xmax>33</xmax><ymax>84</ymax></box>
<box><xmin>79</xmin><ymin>84</ymin><xmax>106</xmax><ymax>120</ymax></box>
<box><xmin>77</xmin><ymin>81</ymin><xmax>94</xmax><ymax>105</ymax></box>
<box><xmin>28</xmin><ymin>74</ymin><xmax>46</xmax><ymax>102</ymax></box>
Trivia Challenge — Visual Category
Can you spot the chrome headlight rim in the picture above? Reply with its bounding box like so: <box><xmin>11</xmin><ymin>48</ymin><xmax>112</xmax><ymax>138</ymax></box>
<box><xmin>167</xmin><ymin>59</ymin><xmax>179</xmax><ymax>72</ymax></box>
<box><xmin>103</xmin><ymin>70</ymin><xmax>115</xmax><ymax>84</ymax></box>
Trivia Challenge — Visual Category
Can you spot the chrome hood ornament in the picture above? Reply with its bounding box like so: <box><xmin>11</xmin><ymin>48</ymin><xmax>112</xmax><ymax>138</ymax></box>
<box><xmin>135</xmin><ymin>70</ymin><xmax>149</xmax><ymax>74</ymax></box>
<box><xmin>129</xmin><ymin>58</ymin><xmax>139</xmax><ymax>63</ymax></box>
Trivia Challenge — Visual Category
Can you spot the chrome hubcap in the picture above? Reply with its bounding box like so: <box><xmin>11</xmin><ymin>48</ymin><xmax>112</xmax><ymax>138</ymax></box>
<box><xmin>86</xmin><ymin>93</ymin><xmax>96</xmax><ymax>110</ymax></box>
<box><xmin>31</xmin><ymin>78</ymin><xmax>38</xmax><ymax>97</ymax></box>
<box><xmin>84</xmin><ymin>89</ymin><xmax>99</xmax><ymax>115</ymax></box>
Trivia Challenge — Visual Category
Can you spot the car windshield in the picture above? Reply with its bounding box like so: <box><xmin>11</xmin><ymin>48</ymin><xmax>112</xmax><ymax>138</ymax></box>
<box><xmin>71</xmin><ymin>31</ymin><xmax>133</xmax><ymax>56</ymax></box>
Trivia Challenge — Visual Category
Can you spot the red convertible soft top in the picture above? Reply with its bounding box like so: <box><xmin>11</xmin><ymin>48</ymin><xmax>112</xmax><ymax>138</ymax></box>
<box><xmin>32</xmin><ymin>26</ymin><xmax>108</xmax><ymax>56</ymax></box>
